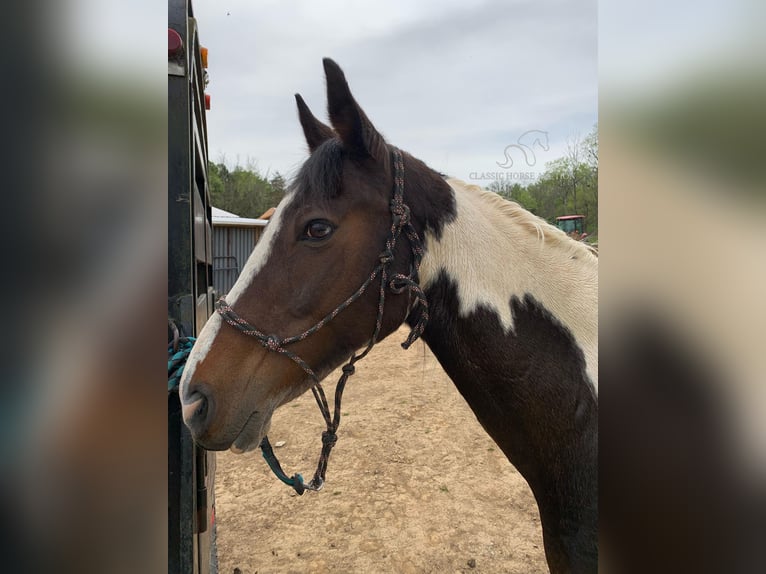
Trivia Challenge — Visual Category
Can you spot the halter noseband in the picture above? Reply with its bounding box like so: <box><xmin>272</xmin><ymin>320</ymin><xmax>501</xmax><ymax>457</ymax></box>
<box><xmin>215</xmin><ymin>148</ymin><xmax>428</xmax><ymax>494</ymax></box>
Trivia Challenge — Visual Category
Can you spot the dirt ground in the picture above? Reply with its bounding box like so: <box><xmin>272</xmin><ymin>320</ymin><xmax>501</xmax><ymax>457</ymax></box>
<box><xmin>214</xmin><ymin>326</ymin><xmax>548</xmax><ymax>574</ymax></box>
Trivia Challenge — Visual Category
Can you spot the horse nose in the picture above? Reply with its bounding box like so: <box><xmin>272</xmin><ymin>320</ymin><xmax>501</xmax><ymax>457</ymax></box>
<box><xmin>181</xmin><ymin>382</ymin><xmax>215</xmax><ymax>438</ymax></box>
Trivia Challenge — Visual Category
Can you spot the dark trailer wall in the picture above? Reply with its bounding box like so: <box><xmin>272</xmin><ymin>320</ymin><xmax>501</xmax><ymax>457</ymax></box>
<box><xmin>168</xmin><ymin>1</ymin><xmax>217</xmax><ymax>573</ymax></box>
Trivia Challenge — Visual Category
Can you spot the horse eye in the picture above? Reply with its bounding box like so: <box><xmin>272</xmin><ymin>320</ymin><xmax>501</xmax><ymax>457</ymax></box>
<box><xmin>304</xmin><ymin>220</ymin><xmax>334</xmax><ymax>240</ymax></box>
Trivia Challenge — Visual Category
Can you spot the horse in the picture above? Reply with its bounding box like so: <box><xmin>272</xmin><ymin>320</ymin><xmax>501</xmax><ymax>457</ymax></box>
<box><xmin>179</xmin><ymin>59</ymin><xmax>598</xmax><ymax>574</ymax></box>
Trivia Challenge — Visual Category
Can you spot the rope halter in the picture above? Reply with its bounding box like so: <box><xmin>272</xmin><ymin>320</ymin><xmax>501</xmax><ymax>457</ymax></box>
<box><xmin>214</xmin><ymin>147</ymin><xmax>428</xmax><ymax>494</ymax></box>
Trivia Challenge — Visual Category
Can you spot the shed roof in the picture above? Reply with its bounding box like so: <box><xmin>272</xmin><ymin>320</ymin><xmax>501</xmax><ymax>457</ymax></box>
<box><xmin>212</xmin><ymin>206</ymin><xmax>268</xmax><ymax>228</ymax></box>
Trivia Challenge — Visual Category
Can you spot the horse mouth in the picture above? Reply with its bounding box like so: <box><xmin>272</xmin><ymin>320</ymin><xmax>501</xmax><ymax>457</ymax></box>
<box><xmin>230</xmin><ymin>410</ymin><xmax>272</xmax><ymax>454</ymax></box>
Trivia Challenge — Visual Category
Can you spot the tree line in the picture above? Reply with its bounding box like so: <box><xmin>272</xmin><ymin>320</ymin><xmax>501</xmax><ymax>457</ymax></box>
<box><xmin>208</xmin><ymin>160</ymin><xmax>287</xmax><ymax>219</ymax></box>
<box><xmin>208</xmin><ymin>124</ymin><xmax>597</xmax><ymax>236</ymax></box>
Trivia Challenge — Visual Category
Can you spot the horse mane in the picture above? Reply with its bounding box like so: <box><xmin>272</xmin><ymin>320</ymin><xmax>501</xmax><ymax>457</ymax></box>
<box><xmin>292</xmin><ymin>138</ymin><xmax>344</xmax><ymax>200</ymax></box>
<box><xmin>446</xmin><ymin>178</ymin><xmax>599</xmax><ymax>262</ymax></box>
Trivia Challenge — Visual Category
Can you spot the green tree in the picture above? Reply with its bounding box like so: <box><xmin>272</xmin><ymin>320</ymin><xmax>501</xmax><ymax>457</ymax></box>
<box><xmin>581</xmin><ymin>124</ymin><xmax>598</xmax><ymax>230</ymax></box>
<box><xmin>207</xmin><ymin>160</ymin><xmax>286</xmax><ymax>218</ymax></box>
<box><xmin>488</xmin><ymin>180</ymin><xmax>538</xmax><ymax>213</ymax></box>
<box><xmin>208</xmin><ymin>161</ymin><xmax>225</xmax><ymax>198</ymax></box>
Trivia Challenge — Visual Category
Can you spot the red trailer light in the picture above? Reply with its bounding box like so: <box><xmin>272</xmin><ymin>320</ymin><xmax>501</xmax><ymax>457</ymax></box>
<box><xmin>205</xmin><ymin>94</ymin><xmax>211</xmax><ymax>110</ymax></box>
<box><xmin>168</xmin><ymin>29</ymin><xmax>183</xmax><ymax>57</ymax></box>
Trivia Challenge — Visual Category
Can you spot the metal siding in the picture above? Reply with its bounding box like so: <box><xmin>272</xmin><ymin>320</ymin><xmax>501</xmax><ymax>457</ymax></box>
<box><xmin>212</xmin><ymin>225</ymin><xmax>263</xmax><ymax>295</ymax></box>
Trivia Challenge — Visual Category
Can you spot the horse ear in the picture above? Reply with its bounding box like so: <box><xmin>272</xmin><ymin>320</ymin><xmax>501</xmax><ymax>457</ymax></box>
<box><xmin>323</xmin><ymin>58</ymin><xmax>387</xmax><ymax>161</ymax></box>
<box><xmin>295</xmin><ymin>94</ymin><xmax>335</xmax><ymax>153</ymax></box>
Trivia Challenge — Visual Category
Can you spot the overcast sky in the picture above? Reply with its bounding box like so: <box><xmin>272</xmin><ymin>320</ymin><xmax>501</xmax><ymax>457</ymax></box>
<box><xmin>194</xmin><ymin>0</ymin><xmax>597</xmax><ymax>185</ymax></box>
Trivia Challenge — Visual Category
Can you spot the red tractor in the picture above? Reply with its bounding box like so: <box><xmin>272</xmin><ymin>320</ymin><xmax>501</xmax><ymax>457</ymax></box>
<box><xmin>556</xmin><ymin>215</ymin><xmax>589</xmax><ymax>241</ymax></box>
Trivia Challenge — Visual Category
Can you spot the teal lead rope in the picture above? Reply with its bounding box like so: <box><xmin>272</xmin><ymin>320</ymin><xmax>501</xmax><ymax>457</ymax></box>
<box><xmin>168</xmin><ymin>336</ymin><xmax>197</xmax><ymax>391</ymax></box>
<box><xmin>166</xmin><ymin>332</ymin><xmax>339</xmax><ymax>496</ymax></box>
<box><xmin>259</xmin><ymin>436</ymin><xmax>308</xmax><ymax>495</ymax></box>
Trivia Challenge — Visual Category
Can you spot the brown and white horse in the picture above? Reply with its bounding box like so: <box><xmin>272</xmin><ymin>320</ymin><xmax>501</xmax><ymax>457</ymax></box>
<box><xmin>179</xmin><ymin>59</ymin><xmax>598</xmax><ymax>574</ymax></box>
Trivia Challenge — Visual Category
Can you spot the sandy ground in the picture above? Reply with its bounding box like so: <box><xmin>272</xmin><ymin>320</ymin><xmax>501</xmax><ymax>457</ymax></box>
<box><xmin>214</xmin><ymin>326</ymin><xmax>548</xmax><ymax>574</ymax></box>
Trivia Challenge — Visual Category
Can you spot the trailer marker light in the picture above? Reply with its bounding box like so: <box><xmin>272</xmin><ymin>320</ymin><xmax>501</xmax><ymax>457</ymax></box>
<box><xmin>168</xmin><ymin>29</ymin><xmax>183</xmax><ymax>57</ymax></box>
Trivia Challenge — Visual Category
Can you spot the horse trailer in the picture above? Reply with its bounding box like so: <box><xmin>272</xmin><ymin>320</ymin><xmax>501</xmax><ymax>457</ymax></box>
<box><xmin>168</xmin><ymin>1</ymin><xmax>217</xmax><ymax>572</ymax></box>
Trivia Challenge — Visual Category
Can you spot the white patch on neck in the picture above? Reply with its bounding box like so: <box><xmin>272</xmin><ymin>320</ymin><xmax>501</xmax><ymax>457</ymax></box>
<box><xmin>419</xmin><ymin>179</ymin><xmax>599</xmax><ymax>392</ymax></box>
<box><xmin>178</xmin><ymin>191</ymin><xmax>296</xmax><ymax>404</ymax></box>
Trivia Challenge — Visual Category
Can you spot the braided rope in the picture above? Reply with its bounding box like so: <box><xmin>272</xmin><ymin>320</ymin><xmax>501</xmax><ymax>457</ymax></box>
<box><xmin>215</xmin><ymin>147</ymin><xmax>429</xmax><ymax>494</ymax></box>
<box><xmin>168</xmin><ymin>336</ymin><xmax>197</xmax><ymax>391</ymax></box>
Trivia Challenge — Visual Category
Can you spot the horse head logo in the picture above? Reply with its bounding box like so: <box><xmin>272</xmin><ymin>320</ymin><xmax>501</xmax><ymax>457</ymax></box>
<box><xmin>496</xmin><ymin>130</ymin><xmax>550</xmax><ymax>168</ymax></box>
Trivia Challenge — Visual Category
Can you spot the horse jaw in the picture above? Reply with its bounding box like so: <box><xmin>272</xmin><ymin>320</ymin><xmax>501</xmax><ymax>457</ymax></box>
<box><xmin>229</xmin><ymin>411</ymin><xmax>272</xmax><ymax>454</ymax></box>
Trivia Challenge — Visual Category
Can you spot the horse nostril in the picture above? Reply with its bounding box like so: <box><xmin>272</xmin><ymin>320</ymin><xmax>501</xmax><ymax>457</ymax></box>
<box><xmin>182</xmin><ymin>388</ymin><xmax>214</xmax><ymax>437</ymax></box>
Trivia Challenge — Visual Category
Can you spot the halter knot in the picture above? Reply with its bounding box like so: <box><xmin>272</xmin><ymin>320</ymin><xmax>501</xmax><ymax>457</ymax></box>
<box><xmin>264</xmin><ymin>335</ymin><xmax>281</xmax><ymax>352</ymax></box>
<box><xmin>389</xmin><ymin>275</ymin><xmax>415</xmax><ymax>294</ymax></box>
<box><xmin>342</xmin><ymin>364</ymin><xmax>355</xmax><ymax>375</ymax></box>
<box><xmin>391</xmin><ymin>202</ymin><xmax>410</xmax><ymax>227</ymax></box>
<box><xmin>378</xmin><ymin>249</ymin><xmax>394</xmax><ymax>265</ymax></box>
<box><xmin>321</xmin><ymin>431</ymin><xmax>338</xmax><ymax>447</ymax></box>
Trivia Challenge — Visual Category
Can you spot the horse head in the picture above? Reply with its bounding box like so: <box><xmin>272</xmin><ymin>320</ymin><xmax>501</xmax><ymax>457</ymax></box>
<box><xmin>179</xmin><ymin>59</ymin><xmax>430</xmax><ymax>452</ymax></box>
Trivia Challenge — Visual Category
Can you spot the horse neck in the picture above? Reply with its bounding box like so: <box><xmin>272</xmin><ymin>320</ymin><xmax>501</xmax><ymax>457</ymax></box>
<box><xmin>417</xmin><ymin>178</ymin><xmax>598</xmax><ymax>391</ymax></box>
<box><xmin>409</xmin><ymin>178</ymin><xmax>599</xmax><ymax>568</ymax></box>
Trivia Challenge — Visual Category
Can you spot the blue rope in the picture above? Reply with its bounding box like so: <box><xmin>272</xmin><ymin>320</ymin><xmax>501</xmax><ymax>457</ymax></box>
<box><xmin>260</xmin><ymin>436</ymin><xmax>309</xmax><ymax>495</ymax></box>
<box><xmin>168</xmin><ymin>337</ymin><xmax>196</xmax><ymax>391</ymax></box>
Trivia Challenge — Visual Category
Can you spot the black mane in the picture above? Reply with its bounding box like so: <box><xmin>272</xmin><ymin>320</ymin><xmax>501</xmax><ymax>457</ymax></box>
<box><xmin>293</xmin><ymin>138</ymin><xmax>344</xmax><ymax>200</ymax></box>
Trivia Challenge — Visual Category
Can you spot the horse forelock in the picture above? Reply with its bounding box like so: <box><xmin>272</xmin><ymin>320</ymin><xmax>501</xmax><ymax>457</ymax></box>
<box><xmin>293</xmin><ymin>138</ymin><xmax>344</xmax><ymax>201</ymax></box>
